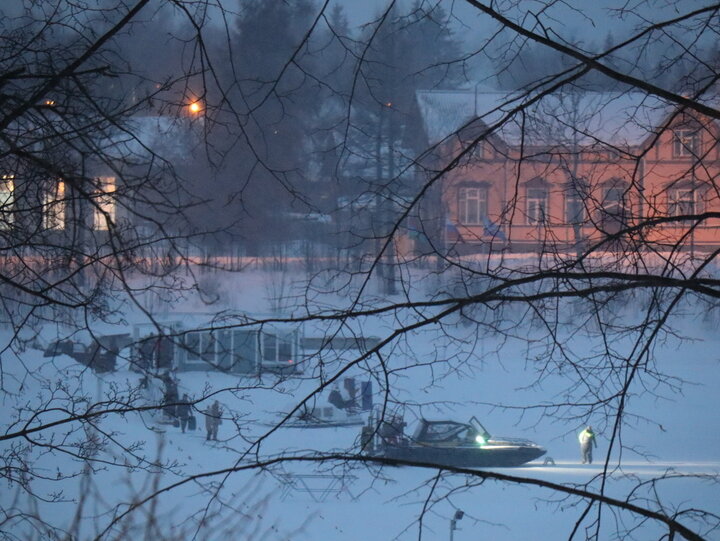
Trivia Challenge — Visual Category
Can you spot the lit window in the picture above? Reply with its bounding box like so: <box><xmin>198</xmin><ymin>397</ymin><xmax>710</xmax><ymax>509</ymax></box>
<box><xmin>92</xmin><ymin>176</ymin><xmax>116</xmax><ymax>230</ymax></box>
<box><xmin>673</xmin><ymin>130</ymin><xmax>699</xmax><ymax>157</ymax></box>
<box><xmin>0</xmin><ymin>174</ymin><xmax>14</xmax><ymax>229</ymax></box>
<box><xmin>458</xmin><ymin>186</ymin><xmax>488</xmax><ymax>225</ymax></box>
<box><xmin>668</xmin><ymin>187</ymin><xmax>695</xmax><ymax>217</ymax></box>
<box><xmin>43</xmin><ymin>180</ymin><xmax>65</xmax><ymax>230</ymax></box>
<box><xmin>526</xmin><ymin>187</ymin><xmax>548</xmax><ymax>225</ymax></box>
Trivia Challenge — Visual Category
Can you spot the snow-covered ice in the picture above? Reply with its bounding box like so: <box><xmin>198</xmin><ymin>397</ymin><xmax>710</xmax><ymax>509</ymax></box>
<box><xmin>1</xmin><ymin>269</ymin><xmax>719</xmax><ymax>540</ymax></box>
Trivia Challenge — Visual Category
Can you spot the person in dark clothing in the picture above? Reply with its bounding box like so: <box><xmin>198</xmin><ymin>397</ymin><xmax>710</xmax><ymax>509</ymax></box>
<box><xmin>204</xmin><ymin>400</ymin><xmax>222</xmax><ymax>441</ymax></box>
<box><xmin>176</xmin><ymin>393</ymin><xmax>191</xmax><ymax>433</ymax></box>
<box><xmin>161</xmin><ymin>371</ymin><xmax>179</xmax><ymax>419</ymax></box>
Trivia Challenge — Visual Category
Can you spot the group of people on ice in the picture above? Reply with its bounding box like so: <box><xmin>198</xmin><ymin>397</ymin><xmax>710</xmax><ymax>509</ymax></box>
<box><xmin>170</xmin><ymin>391</ymin><xmax>223</xmax><ymax>441</ymax></box>
<box><xmin>143</xmin><ymin>370</ymin><xmax>224</xmax><ymax>441</ymax></box>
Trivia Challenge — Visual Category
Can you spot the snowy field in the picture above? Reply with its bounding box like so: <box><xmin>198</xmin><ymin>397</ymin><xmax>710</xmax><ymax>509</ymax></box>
<box><xmin>2</xmin><ymin>269</ymin><xmax>720</xmax><ymax>540</ymax></box>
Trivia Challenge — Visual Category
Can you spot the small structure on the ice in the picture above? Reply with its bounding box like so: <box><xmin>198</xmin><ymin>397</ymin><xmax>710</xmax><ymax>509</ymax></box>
<box><xmin>283</xmin><ymin>378</ymin><xmax>373</xmax><ymax>427</ymax></box>
<box><xmin>43</xmin><ymin>333</ymin><xmax>131</xmax><ymax>373</ymax></box>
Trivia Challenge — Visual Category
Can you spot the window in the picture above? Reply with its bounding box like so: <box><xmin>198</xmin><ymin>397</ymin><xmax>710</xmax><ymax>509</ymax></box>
<box><xmin>183</xmin><ymin>329</ymin><xmax>259</xmax><ymax>372</ymax></box>
<box><xmin>231</xmin><ymin>330</ymin><xmax>257</xmax><ymax>373</ymax></box>
<box><xmin>673</xmin><ymin>130</ymin><xmax>699</xmax><ymax>158</ymax></box>
<box><xmin>564</xmin><ymin>191</ymin><xmax>586</xmax><ymax>224</ymax></box>
<box><xmin>184</xmin><ymin>331</ymin><xmax>217</xmax><ymax>364</ymax></box>
<box><xmin>599</xmin><ymin>183</ymin><xmax>628</xmax><ymax>233</ymax></box>
<box><xmin>202</xmin><ymin>332</ymin><xmax>217</xmax><ymax>362</ymax></box>
<box><xmin>92</xmin><ymin>176</ymin><xmax>116</xmax><ymax>230</ymax></box>
<box><xmin>261</xmin><ymin>332</ymin><xmax>294</xmax><ymax>362</ymax></box>
<box><xmin>185</xmin><ymin>332</ymin><xmax>201</xmax><ymax>362</ymax></box>
<box><xmin>526</xmin><ymin>187</ymin><xmax>548</xmax><ymax>225</ymax></box>
<box><xmin>278</xmin><ymin>336</ymin><xmax>293</xmax><ymax>361</ymax></box>
<box><xmin>0</xmin><ymin>174</ymin><xmax>14</xmax><ymax>229</ymax></box>
<box><xmin>602</xmin><ymin>186</ymin><xmax>625</xmax><ymax>207</ymax></box>
<box><xmin>668</xmin><ymin>187</ymin><xmax>696</xmax><ymax>217</ymax></box>
<box><xmin>473</xmin><ymin>141</ymin><xmax>486</xmax><ymax>160</ymax></box>
<box><xmin>262</xmin><ymin>333</ymin><xmax>277</xmax><ymax>362</ymax></box>
<box><xmin>43</xmin><ymin>180</ymin><xmax>65</xmax><ymax>230</ymax></box>
<box><xmin>458</xmin><ymin>186</ymin><xmax>488</xmax><ymax>225</ymax></box>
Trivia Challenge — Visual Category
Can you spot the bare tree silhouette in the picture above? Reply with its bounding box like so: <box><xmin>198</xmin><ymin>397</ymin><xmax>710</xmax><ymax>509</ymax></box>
<box><xmin>1</xmin><ymin>1</ymin><xmax>719</xmax><ymax>540</ymax></box>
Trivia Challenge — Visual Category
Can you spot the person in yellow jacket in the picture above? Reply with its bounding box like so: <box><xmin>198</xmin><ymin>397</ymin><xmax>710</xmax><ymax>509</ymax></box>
<box><xmin>578</xmin><ymin>426</ymin><xmax>597</xmax><ymax>464</ymax></box>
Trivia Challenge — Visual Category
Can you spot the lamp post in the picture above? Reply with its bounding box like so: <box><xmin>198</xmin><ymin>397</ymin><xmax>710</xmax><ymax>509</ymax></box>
<box><xmin>74</xmin><ymin>150</ymin><xmax>86</xmax><ymax>289</ymax></box>
<box><xmin>450</xmin><ymin>509</ymin><xmax>464</xmax><ymax>541</ymax></box>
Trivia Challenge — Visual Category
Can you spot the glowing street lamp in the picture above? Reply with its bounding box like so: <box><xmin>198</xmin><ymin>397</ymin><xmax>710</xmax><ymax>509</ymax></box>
<box><xmin>187</xmin><ymin>100</ymin><xmax>202</xmax><ymax>114</ymax></box>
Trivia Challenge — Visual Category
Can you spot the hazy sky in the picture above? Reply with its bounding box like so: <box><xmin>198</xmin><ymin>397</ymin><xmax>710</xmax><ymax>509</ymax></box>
<box><xmin>333</xmin><ymin>0</ymin><xmax>707</xmax><ymax>43</ymax></box>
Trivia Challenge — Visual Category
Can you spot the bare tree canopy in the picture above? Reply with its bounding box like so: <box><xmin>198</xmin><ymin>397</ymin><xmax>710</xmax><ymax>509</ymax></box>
<box><xmin>1</xmin><ymin>1</ymin><xmax>719</xmax><ymax>540</ymax></box>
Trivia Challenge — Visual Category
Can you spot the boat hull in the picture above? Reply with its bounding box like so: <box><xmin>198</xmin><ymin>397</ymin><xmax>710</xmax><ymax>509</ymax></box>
<box><xmin>376</xmin><ymin>443</ymin><xmax>546</xmax><ymax>468</ymax></box>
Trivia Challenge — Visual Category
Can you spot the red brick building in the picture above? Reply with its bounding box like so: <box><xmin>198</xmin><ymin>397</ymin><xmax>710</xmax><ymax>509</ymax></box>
<box><xmin>416</xmin><ymin>89</ymin><xmax>720</xmax><ymax>254</ymax></box>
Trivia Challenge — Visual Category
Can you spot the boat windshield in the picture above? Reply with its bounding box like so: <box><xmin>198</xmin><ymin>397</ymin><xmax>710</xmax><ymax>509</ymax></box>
<box><xmin>413</xmin><ymin>421</ymin><xmax>473</xmax><ymax>443</ymax></box>
<box><xmin>470</xmin><ymin>417</ymin><xmax>492</xmax><ymax>441</ymax></box>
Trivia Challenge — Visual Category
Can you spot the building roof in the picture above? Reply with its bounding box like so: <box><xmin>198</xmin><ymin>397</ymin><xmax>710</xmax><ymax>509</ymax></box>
<box><xmin>416</xmin><ymin>88</ymin><xmax>717</xmax><ymax>148</ymax></box>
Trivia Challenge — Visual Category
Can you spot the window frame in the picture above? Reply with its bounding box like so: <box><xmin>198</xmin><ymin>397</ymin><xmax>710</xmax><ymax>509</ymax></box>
<box><xmin>260</xmin><ymin>331</ymin><xmax>295</xmax><ymax>363</ymax></box>
<box><xmin>601</xmin><ymin>184</ymin><xmax>628</xmax><ymax>216</ymax></box>
<box><xmin>184</xmin><ymin>331</ymin><xmax>201</xmax><ymax>362</ymax></box>
<box><xmin>261</xmin><ymin>332</ymin><xmax>278</xmax><ymax>362</ymax></box>
<box><xmin>597</xmin><ymin>182</ymin><xmax>629</xmax><ymax>231</ymax></box>
<box><xmin>0</xmin><ymin>174</ymin><xmax>14</xmax><ymax>229</ymax></box>
<box><xmin>457</xmin><ymin>185</ymin><xmax>489</xmax><ymax>226</ymax></box>
<box><xmin>667</xmin><ymin>186</ymin><xmax>699</xmax><ymax>218</ymax></box>
<box><xmin>673</xmin><ymin>129</ymin><xmax>700</xmax><ymax>158</ymax></box>
<box><xmin>564</xmin><ymin>190</ymin><xmax>586</xmax><ymax>224</ymax></box>
<box><xmin>43</xmin><ymin>180</ymin><xmax>66</xmax><ymax>230</ymax></box>
<box><xmin>526</xmin><ymin>186</ymin><xmax>548</xmax><ymax>225</ymax></box>
<box><xmin>92</xmin><ymin>176</ymin><xmax>116</xmax><ymax>230</ymax></box>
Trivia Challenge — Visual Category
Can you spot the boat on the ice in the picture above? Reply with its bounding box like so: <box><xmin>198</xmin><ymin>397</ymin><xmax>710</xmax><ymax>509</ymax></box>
<box><xmin>361</xmin><ymin>414</ymin><xmax>546</xmax><ymax>468</ymax></box>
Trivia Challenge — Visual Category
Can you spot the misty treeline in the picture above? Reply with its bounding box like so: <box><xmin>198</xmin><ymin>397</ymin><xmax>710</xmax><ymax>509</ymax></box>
<box><xmin>91</xmin><ymin>0</ymin><xmax>467</xmax><ymax>258</ymax></box>
<box><xmin>1</xmin><ymin>1</ymin><xmax>720</xmax><ymax>540</ymax></box>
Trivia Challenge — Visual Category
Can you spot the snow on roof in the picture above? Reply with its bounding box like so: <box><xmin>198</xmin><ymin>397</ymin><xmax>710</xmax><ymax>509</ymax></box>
<box><xmin>415</xmin><ymin>88</ymin><xmax>698</xmax><ymax>147</ymax></box>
